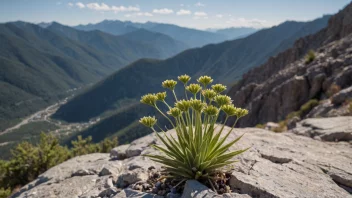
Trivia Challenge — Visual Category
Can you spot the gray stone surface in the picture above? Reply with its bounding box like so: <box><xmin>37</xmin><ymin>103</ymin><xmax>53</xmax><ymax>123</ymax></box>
<box><xmin>110</xmin><ymin>144</ymin><xmax>130</xmax><ymax>160</ymax></box>
<box><xmin>291</xmin><ymin>116</ymin><xmax>352</xmax><ymax>141</ymax></box>
<box><xmin>114</xmin><ymin>188</ymin><xmax>163</xmax><ymax>198</ymax></box>
<box><xmin>126</xmin><ymin>135</ymin><xmax>157</xmax><ymax>158</ymax></box>
<box><xmin>181</xmin><ymin>180</ymin><xmax>250</xmax><ymax>198</ymax></box>
<box><xmin>13</xmin><ymin>120</ymin><xmax>352</xmax><ymax>198</ymax></box>
<box><xmin>332</xmin><ymin>86</ymin><xmax>352</xmax><ymax>104</ymax></box>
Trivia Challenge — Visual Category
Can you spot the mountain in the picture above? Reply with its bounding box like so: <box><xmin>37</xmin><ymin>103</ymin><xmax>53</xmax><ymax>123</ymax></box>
<box><xmin>74</xmin><ymin>20</ymin><xmax>228</xmax><ymax>48</ymax></box>
<box><xmin>120</xmin><ymin>29</ymin><xmax>188</xmax><ymax>58</ymax></box>
<box><xmin>227</xmin><ymin>3</ymin><xmax>352</xmax><ymax>127</ymax></box>
<box><xmin>0</xmin><ymin>21</ymin><xmax>187</xmax><ymax>131</ymax></box>
<box><xmin>214</xmin><ymin>27</ymin><xmax>258</xmax><ymax>40</ymax></box>
<box><xmin>53</xmin><ymin>15</ymin><xmax>331</xmax><ymax>144</ymax></box>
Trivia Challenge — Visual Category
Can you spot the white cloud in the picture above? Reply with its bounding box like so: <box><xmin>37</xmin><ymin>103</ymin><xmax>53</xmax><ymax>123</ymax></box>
<box><xmin>177</xmin><ymin>9</ymin><xmax>191</xmax><ymax>15</ymax></box>
<box><xmin>195</xmin><ymin>2</ymin><xmax>205</xmax><ymax>7</ymax></box>
<box><xmin>83</xmin><ymin>3</ymin><xmax>139</xmax><ymax>13</ymax></box>
<box><xmin>226</xmin><ymin>17</ymin><xmax>267</xmax><ymax>28</ymax></box>
<box><xmin>76</xmin><ymin>2</ymin><xmax>85</xmax><ymax>9</ymax></box>
<box><xmin>111</xmin><ymin>6</ymin><xmax>140</xmax><ymax>12</ymax></box>
<box><xmin>153</xmin><ymin>8</ymin><xmax>174</xmax><ymax>14</ymax></box>
<box><xmin>216</xmin><ymin>14</ymin><xmax>223</xmax><ymax>18</ymax></box>
<box><xmin>125</xmin><ymin>12</ymin><xmax>153</xmax><ymax>17</ymax></box>
<box><xmin>194</xmin><ymin>12</ymin><xmax>207</xmax><ymax>16</ymax></box>
<box><xmin>137</xmin><ymin>12</ymin><xmax>153</xmax><ymax>16</ymax></box>
<box><xmin>193</xmin><ymin>12</ymin><xmax>208</xmax><ymax>19</ymax></box>
<box><xmin>67</xmin><ymin>2</ymin><xmax>73</xmax><ymax>7</ymax></box>
<box><xmin>86</xmin><ymin>3</ymin><xmax>110</xmax><ymax>11</ymax></box>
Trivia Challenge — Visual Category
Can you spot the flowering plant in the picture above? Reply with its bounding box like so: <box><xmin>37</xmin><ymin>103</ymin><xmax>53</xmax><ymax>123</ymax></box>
<box><xmin>139</xmin><ymin>74</ymin><xmax>248</xmax><ymax>186</ymax></box>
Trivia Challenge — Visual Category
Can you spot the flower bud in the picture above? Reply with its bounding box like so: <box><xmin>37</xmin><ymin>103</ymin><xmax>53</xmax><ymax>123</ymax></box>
<box><xmin>178</xmin><ymin>74</ymin><xmax>191</xmax><ymax>84</ymax></box>
<box><xmin>156</xmin><ymin>92</ymin><xmax>167</xmax><ymax>101</ymax></box>
<box><xmin>167</xmin><ymin>107</ymin><xmax>182</xmax><ymax>117</ymax></box>
<box><xmin>202</xmin><ymin>89</ymin><xmax>217</xmax><ymax>100</ymax></box>
<box><xmin>175</xmin><ymin>100</ymin><xmax>191</xmax><ymax>111</ymax></box>
<box><xmin>204</xmin><ymin>105</ymin><xmax>219</xmax><ymax>116</ymax></box>
<box><xmin>197</xmin><ymin>76</ymin><xmax>213</xmax><ymax>87</ymax></box>
<box><xmin>140</xmin><ymin>94</ymin><xmax>158</xmax><ymax>106</ymax></box>
<box><xmin>139</xmin><ymin>116</ymin><xmax>157</xmax><ymax>128</ymax></box>
<box><xmin>211</xmin><ymin>84</ymin><xmax>227</xmax><ymax>94</ymax></box>
<box><xmin>186</xmin><ymin>84</ymin><xmax>202</xmax><ymax>95</ymax></box>
<box><xmin>190</xmin><ymin>99</ymin><xmax>206</xmax><ymax>112</ymax></box>
<box><xmin>214</xmin><ymin>95</ymin><xmax>232</xmax><ymax>107</ymax></box>
<box><xmin>162</xmin><ymin>80</ymin><xmax>177</xmax><ymax>90</ymax></box>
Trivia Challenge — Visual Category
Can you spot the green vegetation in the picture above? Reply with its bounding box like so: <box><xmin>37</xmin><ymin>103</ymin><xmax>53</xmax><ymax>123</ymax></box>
<box><xmin>139</xmin><ymin>75</ymin><xmax>248</xmax><ymax>186</ymax></box>
<box><xmin>327</xmin><ymin>84</ymin><xmax>341</xmax><ymax>97</ymax></box>
<box><xmin>0</xmin><ymin>133</ymin><xmax>118</xmax><ymax>196</ymax></box>
<box><xmin>255</xmin><ymin>124</ymin><xmax>265</xmax><ymax>129</ymax></box>
<box><xmin>0</xmin><ymin>21</ymin><xmax>187</xmax><ymax>131</ymax></box>
<box><xmin>286</xmin><ymin>99</ymin><xmax>319</xmax><ymax>120</ymax></box>
<box><xmin>305</xmin><ymin>50</ymin><xmax>316</xmax><ymax>64</ymax></box>
<box><xmin>0</xmin><ymin>188</ymin><xmax>11</xmax><ymax>198</ymax></box>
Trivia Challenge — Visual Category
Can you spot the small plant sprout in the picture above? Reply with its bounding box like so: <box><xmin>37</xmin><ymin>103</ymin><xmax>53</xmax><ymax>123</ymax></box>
<box><xmin>139</xmin><ymin>74</ymin><xmax>249</xmax><ymax>190</ymax></box>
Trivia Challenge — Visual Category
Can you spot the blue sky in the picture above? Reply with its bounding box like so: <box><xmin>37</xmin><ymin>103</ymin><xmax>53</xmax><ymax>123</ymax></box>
<box><xmin>0</xmin><ymin>0</ymin><xmax>350</xmax><ymax>29</ymax></box>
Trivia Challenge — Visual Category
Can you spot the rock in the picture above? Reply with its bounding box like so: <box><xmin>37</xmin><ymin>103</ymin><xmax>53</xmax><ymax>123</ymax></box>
<box><xmin>264</xmin><ymin>122</ymin><xmax>279</xmax><ymax>130</ymax></box>
<box><xmin>98</xmin><ymin>187</ymin><xmax>120</xmax><ymax>197</ymax></box>
<box><xmin>117</xmin><ymin>169</ymin><xmax>149</xmax><ymax>188</ymax></box>
<box><xmin>113</xmin><ymin>188</ymin><xmax>163</xmax><ymax>198</ymax></box>
<box><xmin>181</xmin><ymin>180</ymin><xmax>249</xmax><ymax>198</ymax></box>
<box><xmin>13</xmin><ymin>122</ymin><xmax>352</xmax><ymax>198</ymax></box>
<box><xmin>331</xmin><ymin>86</ymin><xmax>352</xmax><ymax>104</ymax></box>
<box><xmin>110</xmin><ymin>144</ymin><xmax>130</xmax><ymax>160</ymax></box>
<box><xmin>293</xmin><ymin>116</ymin><xmax>352</xmax><ymax>141</ymax></box>
<box><xmin>125</xmin><ymin>134</ymin><xmax>157</xmax><ymax>158</ymax></box>
<box><xmin>181</xmin><ymin>180</ymin><xmax>220</xmax><ymax>198</ymax></box>
<box><xmin>287</xmin><ymin>116</ymin><xmax>301</xmax><ymax>130</ymax></box>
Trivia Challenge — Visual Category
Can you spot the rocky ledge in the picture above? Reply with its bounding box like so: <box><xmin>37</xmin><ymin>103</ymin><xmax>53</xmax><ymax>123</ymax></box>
<box><xmin>13</xmin><ymin>117</ymin><xmax>352</xmax><ymax>198</ymax></box>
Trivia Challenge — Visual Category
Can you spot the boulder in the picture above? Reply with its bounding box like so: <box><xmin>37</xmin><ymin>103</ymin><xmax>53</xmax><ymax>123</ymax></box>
<box><xmin>125</xmin><ymin>135</ymin><xmax>157</xmax><ymax>158</ymax></box>
<box><xmin>331</xmin><ymin>86</ymin><xmax>352</xmax><ymax>104</ymax></box>
<box><xmin>13</xmin><ymin>120</ymin><xmax>352</xmax><ymax>198</ymax></box>
<box><xmin>291</xmin><ymin>116</ymin><xmax>352</xmax><ymax>141</ymax></box>
<box><xmin>114</xmin><ymin>188</ymin><xmax>163</xmax><ymax>198</ymax></box>
<box><xmin>181</xmin><ymin>180</ymin><xmax>250</xmax><ymax>198</ymax></box>
<box><xmin>110</xmin><ymin>144</ymin><xmax>130</xmax><ymax>160</ymax></box>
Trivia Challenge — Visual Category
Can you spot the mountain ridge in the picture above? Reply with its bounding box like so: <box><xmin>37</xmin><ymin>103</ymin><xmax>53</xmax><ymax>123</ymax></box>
<box><xmin>53</xmin><ymin>15</ymin><xmax>331</xmax><ymax>144</ymax></box>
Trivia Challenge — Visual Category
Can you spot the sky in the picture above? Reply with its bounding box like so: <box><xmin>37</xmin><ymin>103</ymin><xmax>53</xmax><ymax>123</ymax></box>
<box><xmin>0</xmin><ymin>0</ymin><xmax>350</xmax><ymax>30</ymax></box>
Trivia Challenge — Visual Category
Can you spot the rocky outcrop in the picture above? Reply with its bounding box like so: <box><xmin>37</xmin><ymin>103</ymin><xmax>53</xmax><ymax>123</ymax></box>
<box><xmin>290</xmin><ymin>116</ymin><xmax>352</xmax><ymax>141</ymax></box>
<box><xmin>228</xmin><ymin>2</ymin><xmax>352</xmax><ymax>127</ymax></box>
<box><xmin>13</xmin><ymin>118</ymin><xmax>352</xmax><ymax>198</ymax></box>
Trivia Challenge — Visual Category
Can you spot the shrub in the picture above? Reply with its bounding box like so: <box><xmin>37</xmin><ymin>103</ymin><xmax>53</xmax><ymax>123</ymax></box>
<box><xmin>327</xmin><ymin>84</ymin><xmax>341</xmax><ymax>97</ymax></box>
<box><xmin>139</xmin><ymin>75</ymin><xmax>249</xmax><ymax>187</ymax></box>
<box><xmin>0</xmin><ymin>133</ymin><xmax>118</xmax><ymax>193</ymax></box>
<box><xmin>255</xmin><ymin>124</ymin><xmax>265</xmax><ymax>129</ymax></box>
<box><xmin>286</xmin><ymin>99</ymin><xmax>319</xmax><ymax>120</ymax></box>
<box><xmin>305</xmin><ymin>50</ymin><xmax>316</xmax><ymax>64</ymax></box>
<box><xmin>0</xmin><ymin>188</ymin><xmax>11</xmax><ymax>198</ymax></box>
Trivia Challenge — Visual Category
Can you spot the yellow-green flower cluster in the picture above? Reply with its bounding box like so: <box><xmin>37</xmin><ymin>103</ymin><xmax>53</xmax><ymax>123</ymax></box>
<box><xmin>190</xmin><ymin>99</ymin><xmax>206</xmax><ymax>112</ymax></box>
<box><xmin>202</xmin><ymin>89</ymin><xmax>217</xmax><ymax>100</ymax></box>
<box><xmin>197</xmin><ymin>76</ymin><xmax>213</xmax><ymax>87</ymax></box>
<box><xmin>175</xmin><ymin>100</ymin><xmax>191</xmax><ymax>111</ymax></box>
<box><xmin>139</xmin><ymin>116</ymin><xmax>157</xmax><ymax>128</ymax></box>
<box><xmin>186</xmin><ymin>84</ymin><xmax>202</xmax><ymax>95</ymax></box>
<box><xmin>178</xmin><ymin>74</ymin><xmax>191</xmax><ymax>84</ymax></box>
<box><xmin>156</xmin><ymin>92</ymin><xmax>167</xmax><ymax>101</ymax></box>
<box><xmin>162</xmin><ymin>80</ymin><xmax>177</xmax><ymax>90</ymax></box>
<box><xmin>221</xmin><ymin>104</ymin><xmax>248</xmax><ymax>117</ymax></box>
<box><xmin>212</xmin><ymin>84</ymin><xmax>227</xmax><ymax>94</ymax></box>
<box><xmin>204</xmin><ymin>105</ymin><xmax>219</xmax><ymax>116</ymax></box>
<box><xmin>214</xmin><ymin>95</ymin><xmax>232</xmax><ymax>107</ymax></box>
<box><xmin>168</xmin><ymin>107</ymin><xmax>182</xmax><ymax>117</ymax></box>
<box><xmin>140</xmin><ymin>94</ymin><xmax>157</xmax><ymax>106</ymax></box>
